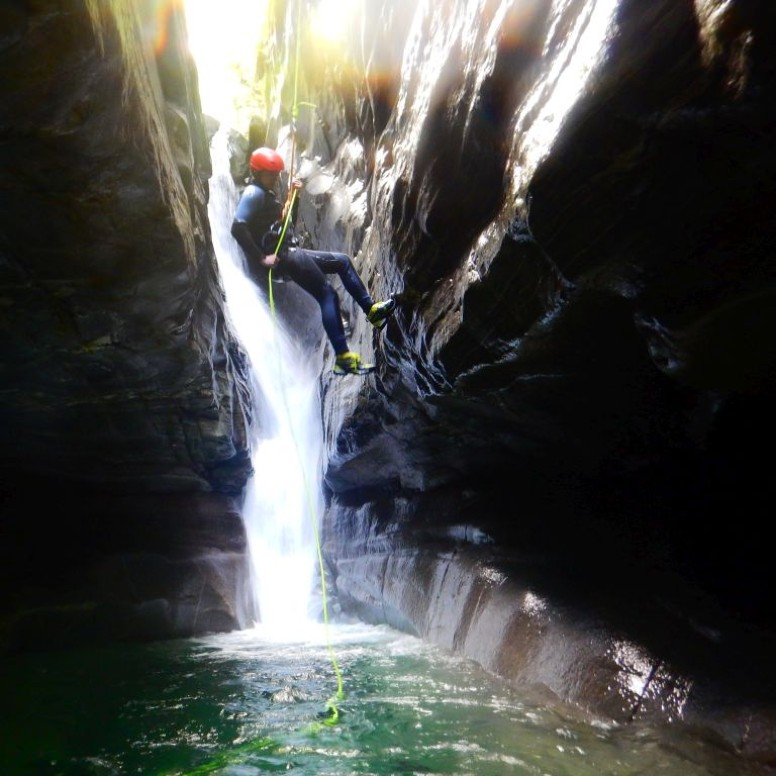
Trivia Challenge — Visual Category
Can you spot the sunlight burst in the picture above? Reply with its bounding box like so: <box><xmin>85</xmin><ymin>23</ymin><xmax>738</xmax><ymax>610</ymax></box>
<box><xmin>183</xmin><ymin>0</ymin><xmax>269</xmax><ymax>122</ymax></box>
<box><xmin>310</xmin><ymin>0</ymin><xmax>359</xmax><ymax>46</ymax></box>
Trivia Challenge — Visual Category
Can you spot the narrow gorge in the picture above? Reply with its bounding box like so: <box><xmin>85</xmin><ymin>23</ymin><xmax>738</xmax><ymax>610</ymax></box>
<box><xmin>1</xmin><ymin>0</ymin><xmax>774</xmax><ymax>766</ymax></box>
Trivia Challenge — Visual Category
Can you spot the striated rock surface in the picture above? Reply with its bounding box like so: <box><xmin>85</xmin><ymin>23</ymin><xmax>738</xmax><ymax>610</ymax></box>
<box><xmin>259</xmin><ymin>0</ymin><xmax>776</xmax><ymax>762</ymax></box>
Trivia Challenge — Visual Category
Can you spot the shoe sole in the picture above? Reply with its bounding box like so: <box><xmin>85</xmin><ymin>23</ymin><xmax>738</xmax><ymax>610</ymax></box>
<box><xmin>333</xmin><ymin>364</ymin><xmax>375</xmax><ymax>376</ymax></box>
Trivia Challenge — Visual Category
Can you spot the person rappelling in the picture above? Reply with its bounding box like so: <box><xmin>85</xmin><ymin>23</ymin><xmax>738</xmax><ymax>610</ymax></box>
<box><xmin>230</xmin><ymin>147</ymin><xmax>395</xmax><ymax>375</ymax></box>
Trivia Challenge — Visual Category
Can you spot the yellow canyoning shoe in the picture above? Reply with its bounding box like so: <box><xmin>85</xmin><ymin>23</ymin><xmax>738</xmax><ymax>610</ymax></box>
<box><xmin>367</xmin><ymin>298</ymin><xmax>396</xmax><ymax>330</ymax></box>
<box><xmin>333</xmin><ymin>351</ymin><xmax>375</xmax><ymax>376</ymax></box>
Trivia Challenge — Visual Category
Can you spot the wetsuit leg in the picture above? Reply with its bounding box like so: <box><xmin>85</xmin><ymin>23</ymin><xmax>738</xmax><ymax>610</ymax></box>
<box><xmin>280</xmin><ymin>248</ymin><xmax>349</xmax><ymax>354</ymax></box>
<box><xmin>301</xmin><ymin>250</ymin><xmax>374</xmax><ymax>313</ymax></box>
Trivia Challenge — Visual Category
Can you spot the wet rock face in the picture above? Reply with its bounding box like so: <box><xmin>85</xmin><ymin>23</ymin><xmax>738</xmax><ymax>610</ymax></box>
<box><xmin>0</xmin><ymin>2</ymin><xmax>253</xmax><ymax>641</ymax></box>
<box><xmin>0</xmin><ymin>1</ymin><xmax>252</xmax><ymax>494</ymax></box>
<box><xmin>0</xmin><ymin>483</ymin><xmax>253</xmax><ymax>651</ymax></box>
<box><xmin>306</xmin><ymin>0</ymin><xmax>774</xmax><ymax>616</ymax></box>
<box><xmin>279</xmin><ymin>0</ymin><xmax>776</xmax><ymax>760</ymax></box>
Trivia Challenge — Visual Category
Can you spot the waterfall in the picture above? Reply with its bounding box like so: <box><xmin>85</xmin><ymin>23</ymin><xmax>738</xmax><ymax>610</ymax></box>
<box><xmin>207</xmin><ymin>128</ymin><xmax>325</xmax><ymax>638</ymax></box>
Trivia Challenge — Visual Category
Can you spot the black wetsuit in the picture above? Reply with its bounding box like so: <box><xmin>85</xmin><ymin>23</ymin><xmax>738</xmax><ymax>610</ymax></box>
<box><xmin>231</xmin><ymin>180</ymin><xmax>373</xmax><ymax>355</ymax></box>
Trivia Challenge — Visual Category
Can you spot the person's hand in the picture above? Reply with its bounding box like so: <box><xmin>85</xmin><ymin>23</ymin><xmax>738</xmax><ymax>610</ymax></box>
<box><xmin>263</xmin><ymin>253</ymin><xmax>279</xmax><ymax>268</ymax></box>
<box><xmin>291</xmin><ymin>177</ymin><xmax>303</xmax><ymax>191</ymax></box>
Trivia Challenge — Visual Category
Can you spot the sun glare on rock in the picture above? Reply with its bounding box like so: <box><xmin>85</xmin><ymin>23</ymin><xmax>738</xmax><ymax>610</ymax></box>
<box><xmin>310</xmin><ymin>0</ymin><xmax>359</xmax><ymax>46</ymax></box>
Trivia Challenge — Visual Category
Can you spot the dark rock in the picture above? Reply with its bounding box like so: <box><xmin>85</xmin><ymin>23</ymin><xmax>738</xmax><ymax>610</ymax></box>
<box><xmin>0</xmin><ymin>481</ymin><xmax>253</xmax><ymax>650</ymax></box>
<box><xmin>0</xmin><ymin>0</ymin><xmax>253</xmax><ymax>641</ymax></box>
<box><xmin>279</xmin><ymin>0</ymin><xmax>776</xmax><ymax>760</ymax></box>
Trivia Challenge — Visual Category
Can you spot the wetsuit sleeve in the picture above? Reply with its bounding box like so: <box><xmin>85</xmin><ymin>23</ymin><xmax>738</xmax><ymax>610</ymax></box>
<box><xmin>231</xmin><ymin>187</ymin><xmax>266</xmax><ymax>264</ymax></box>
<box><xmin>231</xmin><ymin>220</ymin><xmax>263</xmax><ymax>263</ymax></box>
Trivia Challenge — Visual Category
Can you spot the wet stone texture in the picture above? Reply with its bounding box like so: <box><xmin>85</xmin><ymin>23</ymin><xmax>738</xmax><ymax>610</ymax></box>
<box><xmin>288</xmin><ymin>0</ymin><xmax>776</xmax><ymax>763</ymax></box>
<box><xmin>0</xmin><ymin>3</ymin><xmax>253</xmax><ymax>645</ymax></box>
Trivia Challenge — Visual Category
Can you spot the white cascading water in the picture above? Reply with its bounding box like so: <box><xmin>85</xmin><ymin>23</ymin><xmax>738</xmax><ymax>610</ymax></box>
<box><xmin>207</xmin><ymin>128</ymin><xmax>325</xmax><ymax>639</ymax></box>
<box><xmin>194</xmin><ymin>0</ymin><xmax>619</xmax><ymax>641</ymax></box>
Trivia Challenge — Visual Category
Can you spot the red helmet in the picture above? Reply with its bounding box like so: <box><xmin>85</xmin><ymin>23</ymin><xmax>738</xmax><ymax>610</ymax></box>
<box><xmin>249</xmin><ymin>147</ymin><xmax>285</xmax><ymax>173</ymax></box>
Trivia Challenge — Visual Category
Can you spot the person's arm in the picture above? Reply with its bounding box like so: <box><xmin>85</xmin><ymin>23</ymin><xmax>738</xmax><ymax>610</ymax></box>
<box><xmin>280</xmin><ymin>178</ymin><xmax>304</xmax><ymax>225</ymax></box>
<box><xmin>231</xmin><ymin>186</ymin><xmax>279</xmax><ymax>268</ymax></box>
<box><xmin>230</xmin><ymin>220</ymin><xmax>278</xmax><ymax>267</ymax></box>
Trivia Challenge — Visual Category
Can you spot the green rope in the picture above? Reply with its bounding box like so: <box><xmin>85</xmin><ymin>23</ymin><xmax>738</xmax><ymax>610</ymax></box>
<box><xmin>265</xmin><ymin>0</ymin><xmax>345</xmax><ymax>708</ymax></box>
<box><xmin>267</xmin><ymin>190</ymin><xmax>345</xmax><ymax>712</ymax></box>
<box><xmin>165</xmin><ymin>10</ymin><xmax>342</xmax><ymax>776</ymax></box>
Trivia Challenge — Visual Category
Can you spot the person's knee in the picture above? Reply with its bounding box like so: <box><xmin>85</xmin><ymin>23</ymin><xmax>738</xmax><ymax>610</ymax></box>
<box><xmin>328</xmin><ymin>253</ymin><xmax>352</xmax><ymax>273</ymax></box>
